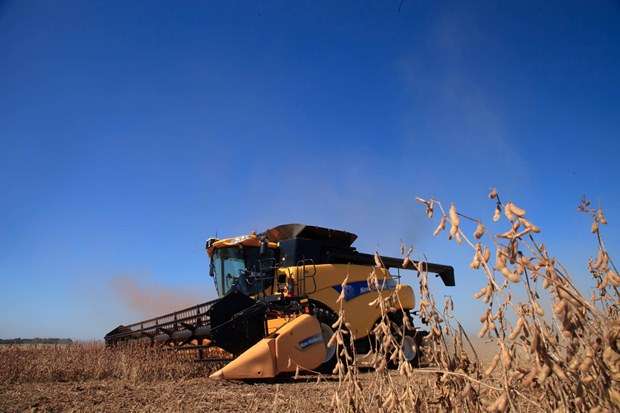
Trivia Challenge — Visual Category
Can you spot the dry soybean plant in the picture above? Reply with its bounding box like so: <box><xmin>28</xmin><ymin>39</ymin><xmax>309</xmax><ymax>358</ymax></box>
<box><xmin>330</xmin><ymin>190</ymin><xmax>619</xmax><ymax>412</ymax></box>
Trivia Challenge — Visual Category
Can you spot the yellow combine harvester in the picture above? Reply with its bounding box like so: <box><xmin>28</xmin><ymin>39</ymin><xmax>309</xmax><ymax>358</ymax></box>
<box><xmin>105</xmin><ymin>224</ymin><xmax>454</xmax><ymax>379</ymax></box>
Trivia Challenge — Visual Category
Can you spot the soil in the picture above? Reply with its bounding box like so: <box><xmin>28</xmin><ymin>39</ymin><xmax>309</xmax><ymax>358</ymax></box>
<box><xmin>0</xmin><ymin>376</ymin><xmax>338</xmax><ymax>412</ymax></box>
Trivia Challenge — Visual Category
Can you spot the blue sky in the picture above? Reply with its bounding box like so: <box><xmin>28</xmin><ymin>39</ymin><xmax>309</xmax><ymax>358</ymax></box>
<box><xmin>1</xmin><ymin>1</ymin><xmax>619</xmax><ymax>339</ymax></box>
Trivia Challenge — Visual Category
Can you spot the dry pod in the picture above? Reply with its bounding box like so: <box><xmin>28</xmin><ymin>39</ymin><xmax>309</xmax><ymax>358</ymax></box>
<box><xmin>484</xmin><ymin>353</ymin><xmax>500</xmax><ymax>376</ymax></box>
<box><xmin>482</xmin><ymin>246</ymin><xmax>491</xmax><ymax>263</ymax></box>
<box><xmin>402</xmin><ymin>255</ymin><xmax>411</xmax><ymax>268</ymax></box>
<box><xmin>448</xmin><ymin>203</ymin><xmax>460</xmax><ymax>243</ymax></box>
<box><xmin>497</xmin><ymin>229</ymin><xmax>517</xmax><ymax>240</ymax></box>
<box><xmin>493</xmin><ymin>205</ymin><xmax>501</xmax><ymax>222</ymax></box>
<box><xmin>579</xmin><ymin>354</ymin><xmax>593</xmax><ymax>373</ymax></box>
<box><xmin>474</xmin><ymin>285</ymin><xmax>489</xmax><ymax>299</ymax></box>
<box><xmin>480</xmin><ymin>308</ymin><xmax>491</xmax><ymax>323</ymax></box>
<box><xmin>483</xmin><ymin>285</ymin><xmax>494</xmax><ymax>303</ymax></box>
<box><xmin>532</xmin><ymin>301</ymin><xmax>545</xmax><ymax>317</ymax></box>
<box><xmin>530</xmin><ymin>330</ymin><xmax>540</xmax><ymax>353</ymax></box>
<box><xmin>380</xmin><ymin>393</ymin><xmax>395</xmax><ymax>410</ymax></box>
<box><xmin>426</xmin><ymin>200</ymin><xmax>434</xmax><ymax>218</ymax></box>
<box><xmin>505</xmin><ymin>202</ymin><xmax>526</xmax><ymax>218</ymax></box>
<box><xmin>474</xmin><ymin>221</ymin><xmax>486</xmax><ymax>239</ymax></box>
<box><xmin>522</xmin><ymin>367</ymin><xmax>539</xmax><ymax>387</ymax></box>
<box><xmin>568</xmin><ymin>356</ymin><xmax>580</xmax><ymax>372</ymax></box>
<box><xmin>519</xmin><ymin>217</ymin><xmax>541</xmax><ymax>233</ymax></box>
<box><xmin>537</xmin><ymin>363</ymin><xmax>552</xmax><ymax>383</ymax></box>
<box><xmin>582</xmin><ymin>374</ymin><xmax>595</xmax><ymax>384</ymax></box>
<box><xmin>500</xmin><ymin>266</ymin><xmax>520</xmax><ymax>283</ymax></box>
<box><xmin>454</xmin><ymin>230</ymin><xmax>463</xmax><ymax>244</ymax></box>
<box><xmin>401</xmin><ymin>245</ymin><xmax>413</xmax><ymax>268</ymax></box>
<box><xmin>511</xmin><ymin>202</ymin><xmax>526</xmax><ymax>216</ymax></box>
<box><xmin>461</xmin><ymin>382</ymin><xmax>472</xmax><ymax>397</ymax></box>
<box><xmin>499</xmin><ymin>341</ymin><xmax>512</xmax><ymax>369</ymax></box>
<box><xmin>553</xmin><ymin>299</ymin><xmax>567</xmax><ymax>322</ymax></box>
<box><xmin>591</xmin><ymin>250</ymin><xmax>608</xmax><ymax>271</ymax></box>
<box><xmin>433</xmin><ymin>215</ymin><xmax>447</xmax><ymax>237</ymax></box>
<box><xmin>606</xmin><ymin>269</ymin><xmax>620</xmax><ymax>287</ymax></box>
<box><xmin>496</xmin><ymin>249</ymin><xmax>522</xmax><ymax>282</ymax></box>
<box><xmin>478</xmin><ymin>322</ymin><xmax>490</xmax><ymax>338</ymax></box>
<box><xmin>470</xmin><ymin>252</ymin><xmax>481</xmax><ymax>269</ymax></box>
<box><xmin>374</xmin><ymin>251</ymin><xmax>383</xmax><ymax>268</ymax></box>
<box><xmin>504</xmin><ymin>202</ymin><xmax>516</xmax><ymax>221</ymax></box>
<box><xmin>495</xmin><ymin>248</ymin><xmax>508</xmax><ymax>269</ymax></box>
<box><xmin>485</xmin><ymin>394</ymin><xmax>507</xmax><ymax>413</ymax></box>
<box><xmin>415</xmin><ymin>197</ymin><xmax>434</xmax><ymax>219</ymax></box>
<box><xmin>609</xmin><ymin>388</ymin><xmax>620</xmax><ymax>406</ymax></box>
<box><xmin>509</xmin><ymin>317</ymin><xmax>525</xmax><ymax>340</ymax></box>
<box><xmin>551</xmin><ymin>362</ymin><xmax>568</xmax><ymax>380</ymax></box>
<box><xmin>449</xmin><ymin>203</ymin><xmax>460</xmax><ymax>226</ymax></box>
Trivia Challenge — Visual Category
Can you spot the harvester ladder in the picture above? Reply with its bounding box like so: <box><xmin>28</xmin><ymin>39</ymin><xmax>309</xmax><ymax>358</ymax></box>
<box><xmin>296</xmin><ymin>259</ymin><xmax>317</xmax><ymax>297</ymax></box>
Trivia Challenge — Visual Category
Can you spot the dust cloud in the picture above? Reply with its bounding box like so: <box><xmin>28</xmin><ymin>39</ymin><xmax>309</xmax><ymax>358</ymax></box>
<box><xmin>109</xmin><ymin>275</ymin><xmax>204</xmax><ymax>317</ymax></box>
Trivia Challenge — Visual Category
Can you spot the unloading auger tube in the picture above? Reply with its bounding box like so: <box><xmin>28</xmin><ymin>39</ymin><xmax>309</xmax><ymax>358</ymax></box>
<box><xmin>104</xmin><ymin>223</ymin><xmax>455</xmax><ymax>380</ymax></box>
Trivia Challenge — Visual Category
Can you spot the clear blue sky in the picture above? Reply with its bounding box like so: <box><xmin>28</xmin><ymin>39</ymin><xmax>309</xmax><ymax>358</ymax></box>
<box><xmin>1</xmin><ymin>1</ymin><xmax>618</xmax><ymax>339</ymax></box>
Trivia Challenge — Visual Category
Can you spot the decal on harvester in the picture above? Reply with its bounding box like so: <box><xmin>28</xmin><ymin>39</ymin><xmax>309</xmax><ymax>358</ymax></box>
<box><xmin>332</xmin><ymin>279</ymin><xmax>397</xmax><ymax>301</ymax></box>
<box><xmin>298</xmin><ymin>333</ymin><xmax>323</xmax><ymax>350</ymax></box>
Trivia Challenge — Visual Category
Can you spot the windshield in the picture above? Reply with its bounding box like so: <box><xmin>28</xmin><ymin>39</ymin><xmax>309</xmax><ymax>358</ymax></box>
<box><xmin>211</xmin><ymin>247</ymin><xmax>246</xmax><ymax>296</ymax></box>
<box><xmin>210</xmin><ymin>246</ymin><xmax>276</xmax><ymax>297</ymax></box>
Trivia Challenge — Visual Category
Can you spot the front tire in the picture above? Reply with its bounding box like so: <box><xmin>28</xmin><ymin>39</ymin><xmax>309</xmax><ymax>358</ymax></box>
<box><xmin>384</xmin><ymin>311</ymin><xmax>422</xmax><ymax>368</ymax></box>
<box><xmin>317</xmin><ymin>322</ymin><xmax>338</xmax><ymax>373</ymax></box>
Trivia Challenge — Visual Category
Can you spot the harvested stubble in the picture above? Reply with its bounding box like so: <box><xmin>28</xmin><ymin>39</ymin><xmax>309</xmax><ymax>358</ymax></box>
<box><xmin>0</xmin><ymin>342</ymin><xmax>222</xmax><ymax>384</ymax></box>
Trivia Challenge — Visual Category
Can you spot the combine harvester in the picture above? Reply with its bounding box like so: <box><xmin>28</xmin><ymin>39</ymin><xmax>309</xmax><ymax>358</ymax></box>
<box><xmin>105</xmin><ymin>224</ymin><xmax>454</xmax><ymax>379</ymax></box>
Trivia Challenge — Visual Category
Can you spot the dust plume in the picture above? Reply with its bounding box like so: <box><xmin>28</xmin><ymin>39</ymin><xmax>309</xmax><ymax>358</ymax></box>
<box><xmin>109</xmin><ymin>275</ymin><xmax>204</xmax><ymax>317</ymax></box>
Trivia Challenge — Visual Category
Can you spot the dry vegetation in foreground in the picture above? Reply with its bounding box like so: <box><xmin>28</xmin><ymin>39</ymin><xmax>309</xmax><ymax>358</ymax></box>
<box><xmin>1</xmin><ymin>191</ymin><xmax>619</xmax><ymax>412</ymax></box>
<box><xmin>328</xmin><ymin>191</ymin><xmax>619</xmax><ymax>412</ymax></box>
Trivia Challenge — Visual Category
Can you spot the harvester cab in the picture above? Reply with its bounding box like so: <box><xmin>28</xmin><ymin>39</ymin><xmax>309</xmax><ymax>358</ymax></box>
<box><xmin>207</xmin><ymin>235</ymin><xmax>278</xmax><ymax>298</ymax></box>
<box><xmin>105</xmin><ymin>223</ymin><xmax>455</xmax><ymax>380</ymax></box>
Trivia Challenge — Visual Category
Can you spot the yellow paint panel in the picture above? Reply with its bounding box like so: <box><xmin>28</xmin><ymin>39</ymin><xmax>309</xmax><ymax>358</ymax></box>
<box><xmin>210</xmin><ymin>339</ymin><xmax>276</xmax><ymax>380</ymax></box>
<box><xmin>274</xmin><ymin>315</ymin><xmax>325</xmax><ymax>373</ymax></box>
<box><xmin>267</xmin><ymin>317</ymin><xmax>289</xmax><ymax>334</ymax></box>
<box><xmin>278</xmin><ymin>264</ymin><xmax>415</xmax><ymax>339</ymax></box>
<box><xmin>210</xmin><ymin>315</ymin><xmax>325</xmax><ymax>380</ymax></box>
